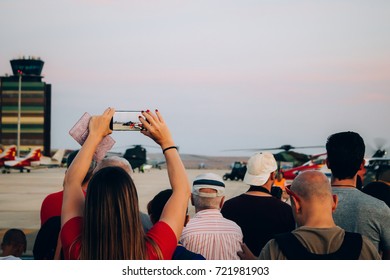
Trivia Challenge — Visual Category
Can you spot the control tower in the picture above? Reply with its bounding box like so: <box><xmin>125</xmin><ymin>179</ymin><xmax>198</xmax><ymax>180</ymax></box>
<box><xmin>0</xmin><ymin>57</ymin><xmax>51</xmax><ymax>155</ymax></box>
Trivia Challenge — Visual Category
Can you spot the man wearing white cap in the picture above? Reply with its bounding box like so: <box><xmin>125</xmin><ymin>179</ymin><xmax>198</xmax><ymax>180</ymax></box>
<box><xmin>179</xmin><ymin>173</ymin><xmax>243</xmax><ymax>260</ymax></box>
<box><xmin>221</xmin><ymin>152</ymin><xmax>295</xmax><ymax>256</ymax></box>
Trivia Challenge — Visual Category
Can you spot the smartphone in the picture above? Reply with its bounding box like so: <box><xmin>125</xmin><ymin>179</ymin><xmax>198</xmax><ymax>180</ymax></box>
<box><xmin>110</xmin><ymin>111</ymin><xmax>143</xmax><ymax>131</ymax></box>
<box><xmin>69</xmin><ymin>112</ymin><xmax>116</xmax><ymax>162</ymax></box>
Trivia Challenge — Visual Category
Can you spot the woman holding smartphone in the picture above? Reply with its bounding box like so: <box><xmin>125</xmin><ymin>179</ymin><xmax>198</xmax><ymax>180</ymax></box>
<box><xmin>60</xmin><ymin>108</ymin><xmax>190</xmax><ymax>259</ymax></box>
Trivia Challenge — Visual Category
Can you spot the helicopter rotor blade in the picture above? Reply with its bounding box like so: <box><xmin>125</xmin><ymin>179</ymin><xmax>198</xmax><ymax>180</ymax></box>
<box><xmin>369</xmin><ymin>137</ymin><xmax>388</xmax><ymax>158</ymax></box>
<box><xmin>223</xmin><ymin>144</ymin><xmax>324</xmax><ymax>152</ymax></box>
<box><xmin>290</xmin><ymin>145</ymin><xmax>324</xmax><ymax>150</ymax></box>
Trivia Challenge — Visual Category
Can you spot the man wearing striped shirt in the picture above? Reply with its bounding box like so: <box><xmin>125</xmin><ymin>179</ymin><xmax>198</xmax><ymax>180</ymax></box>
<box><xmin>180</xmin><ymin>173</ymin><xmax>243</xmax><ymax>260</ymax></box>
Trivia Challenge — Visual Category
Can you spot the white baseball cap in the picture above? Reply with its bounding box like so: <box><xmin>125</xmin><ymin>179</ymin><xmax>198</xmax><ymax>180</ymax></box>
<box><xmin>244</xmin><ymin>152</ymin><xmax>277</xmax><ymax>186</ymax></box>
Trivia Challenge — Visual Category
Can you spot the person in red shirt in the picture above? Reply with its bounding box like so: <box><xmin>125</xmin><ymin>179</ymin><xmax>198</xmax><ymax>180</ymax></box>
<box><xmin>40</xmin><ymin>150</ymin><xmax>95</xmax><ymax>226</ymax></box>
<box><xmin>33</xmin><ymin>151</ymin><xmax>95</xmax><ymax>260</ymax></box>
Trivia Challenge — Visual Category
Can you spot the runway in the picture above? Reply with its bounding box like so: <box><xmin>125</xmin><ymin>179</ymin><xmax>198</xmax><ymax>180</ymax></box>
<box><xmin>0</xmin><ymin>167</ymin><xmax>248</xmax><ymax>257</ymax></box>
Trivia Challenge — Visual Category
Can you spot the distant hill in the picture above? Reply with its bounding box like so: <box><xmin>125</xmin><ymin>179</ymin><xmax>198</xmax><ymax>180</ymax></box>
<box><xmin>148</xmin><ymin>153</ymin><xmax>249</xmax><ymax>169</ymax></box>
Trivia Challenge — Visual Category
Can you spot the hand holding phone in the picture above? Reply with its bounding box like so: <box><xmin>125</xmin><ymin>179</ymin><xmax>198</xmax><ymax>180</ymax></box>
<box><xmin>69</xmin><ymin>112</ymin><xmax>116</xmax><ymax>162</ymax></box>
<box><xmin>139</xmin><ymin>110</ymin><xmax>175</xmax><ymax>149</ymax></box>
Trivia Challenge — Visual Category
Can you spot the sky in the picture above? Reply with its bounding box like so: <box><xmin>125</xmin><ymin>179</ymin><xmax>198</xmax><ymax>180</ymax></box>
<box><xmin>1</xmin><ymin>0</ymin><xmax>389</xmax><ymax>157</ymax></box>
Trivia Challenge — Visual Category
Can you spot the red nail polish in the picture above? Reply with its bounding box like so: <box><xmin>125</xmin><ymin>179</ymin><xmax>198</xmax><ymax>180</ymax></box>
<box><xmin>155</xmin><ymin>109</ymin><xmax>158</xmax><ymax>112</ymax></box>
<box><xmin>146</xmin><ymin>109</ymin><xmax>150</xmax><ymax>113</ymax></box>
<box><xmin>141</xmin><ymin>110</ymin><xmax>144</xmax><ymax>113</ymax></box>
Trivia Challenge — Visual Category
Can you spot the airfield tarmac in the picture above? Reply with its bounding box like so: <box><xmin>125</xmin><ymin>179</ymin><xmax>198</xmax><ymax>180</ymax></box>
<box><xmin>0</xmin><ymin>167</ymin><xmax>249</xmax><ymax>257</ymax></box>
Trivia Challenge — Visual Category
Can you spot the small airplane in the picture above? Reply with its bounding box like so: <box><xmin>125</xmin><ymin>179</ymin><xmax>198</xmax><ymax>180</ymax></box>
<box><xmin>0</xmin><ymin>145</ymin><xmax>17</xmax><ymax>167</ymax></box>
<box><xmin>38</xmin><ymin>149</ymin><xmax>66</xmax><ymax>168</ymax></box>
<box><xmin>2</xmin><ymin>148</ymin><xmax>42</xmax><ymax>173</ymax></box>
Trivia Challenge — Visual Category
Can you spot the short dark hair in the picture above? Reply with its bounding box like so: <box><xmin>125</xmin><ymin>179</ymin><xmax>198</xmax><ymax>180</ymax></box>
<box><xmin>147</xmin><ymin>189</ymin><xmax>173</xmax><ymax>224</ymax></box>
<box><xmin>2</xmin><ymin>229</ymin><xmax>27</xmax><ymax>250</ymax></box>
<box><xmin>326</xmin><ymin>131</ymin><xmax>365</xmax><ymax>180</ymax></box>
<box><xmin>66</xmin><ymin>150</ymin><xmax>79</xmax><ymax>167</ymax></box>
<box><xmin>67</xmin><ymin>150</ymin><xmax>96</xmax><ymax>185</ymax></box>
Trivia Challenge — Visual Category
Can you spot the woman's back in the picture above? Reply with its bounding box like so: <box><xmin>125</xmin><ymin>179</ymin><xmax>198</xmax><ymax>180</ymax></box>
<box><xmin>60</xmin><ymin>108</ymin><xmax>190</xmax><ymax>260</ymax></box>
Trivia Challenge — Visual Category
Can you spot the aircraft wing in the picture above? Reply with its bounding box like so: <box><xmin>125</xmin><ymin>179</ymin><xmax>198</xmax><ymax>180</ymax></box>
<box><xmin>33</xmin><ymin>149</ymin><xmax>65</xmax><ymax>167</ymax></box>
<box><xmin>39</xmin><ymin>156</ymin><xmax>59</xmax><ymax>166</ymax></box>
<box><xmin>4</xmin><ymin>160</ymin><xmax>20</xmax><ymax>167</ymax></box>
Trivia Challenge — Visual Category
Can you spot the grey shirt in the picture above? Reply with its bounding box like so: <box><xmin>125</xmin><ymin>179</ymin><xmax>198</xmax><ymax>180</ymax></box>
<box><xmin>332</xmin><ymin>187</ymin><xmax>390</xmax><ymax>253</ymax></box>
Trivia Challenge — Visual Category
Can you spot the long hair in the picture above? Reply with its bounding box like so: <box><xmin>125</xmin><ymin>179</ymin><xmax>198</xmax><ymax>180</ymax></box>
<box><xmin>80</xmin><ymin>166</ymin><xmax>147</xmax><ymax>259</ymax></box>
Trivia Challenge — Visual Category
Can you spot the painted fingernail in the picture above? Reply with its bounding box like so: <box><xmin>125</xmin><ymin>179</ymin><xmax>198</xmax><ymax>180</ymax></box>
<box><xmin>146</xmin><ymin>109</ymin><xmax>150</xmax><ymax>113</ymax></box>
<box><xmin>155</xmin><ymin>109</ymin><xmax>158</xmax><ymax>112</ymax></box>
<box><xmin>141</xmin><ymin>110</ymin><xmax>144</xmax><ymax>113</ymax></box>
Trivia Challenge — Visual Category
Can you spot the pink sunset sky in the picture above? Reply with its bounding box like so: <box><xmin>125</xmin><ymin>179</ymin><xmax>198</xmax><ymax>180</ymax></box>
<box><xmin>1</xmin><ymin>0</ymin><xmax>389</xmax><ymax>156</ymax></box>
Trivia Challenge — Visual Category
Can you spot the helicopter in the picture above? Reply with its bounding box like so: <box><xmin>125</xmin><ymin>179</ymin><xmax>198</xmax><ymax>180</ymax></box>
<box><xmin>224</xmin><ymin>144</ymin><xmax>324</xmax><ymax>168</ymax></box>
<box><xmin>221</xmin><ymin>144</ymin><xmax>325</xmax><ymax>181</ymax></box>
<box><xmin>107</xmin><ymin>144</ymin><xmax>165</xmax><ymax>172</ymax></box>
<box><xmin>122</xmin><ymin>145</ymin><xmax>147</xmax><ymax>171</ymax></box>
<box><xmin>363</xmin><ymin>139</ymin><xmax>390</xmax><ymax>185</ymax></box>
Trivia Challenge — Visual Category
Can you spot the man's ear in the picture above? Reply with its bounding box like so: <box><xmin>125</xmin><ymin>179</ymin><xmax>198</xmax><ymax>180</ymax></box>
<box><xmin>270</xmin><ymin>171</ymin><xmax>275</xmax><ymax>181</ymax></box>
<box><xmin>332</xmin><ymin>194</ymin><xmax>338</xmax><ymax>212</ymax></box>
<box><xmin>359</xmin><ymin>160</ymin><xmax>366</xmax><ymax>171</ymax></box>
<box><xmin>184</xmin><ymin>215</ymin><xmax>190</xmax><ymax>227</ymax></box>
<box><xmin>16</xmin><ymin>244</ymin><xmax>25</xmax><ymax>255</ymax></box>
<box><xmin>326</xmin><ymin>158</ymin><xmax>330</xmax><ymax>169</ymax></box>
<box><xmin>219</xmin><ymin>196</ymin><xmax>225</xmax><ymax>209</ymax></box>
<box><xmin>291</xmin><ymin>196</ymin><xmax>301</xmax><ymax>214</ymax></box>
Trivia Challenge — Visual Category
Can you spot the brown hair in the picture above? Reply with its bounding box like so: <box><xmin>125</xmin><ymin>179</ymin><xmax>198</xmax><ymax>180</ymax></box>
<box><xmin>80</xmin><ymin>166</ymin><xmax>150</xmax><ymax>259</ymax></box>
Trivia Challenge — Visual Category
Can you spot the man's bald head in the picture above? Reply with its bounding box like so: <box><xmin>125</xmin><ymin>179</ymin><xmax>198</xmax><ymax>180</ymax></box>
<box><xmin>93</xmin><ymin>156</ymin><xmax>133</xmax><ymax>175</ymax></box>
<box><xmin>291</xmin><ymin>171</ymin><xmax>332</xmax><ymax>202</ymax></box>
<box><xmin>290</xmin><ymin>171</ymin><xmax>337</xmax><ymax>228</ymax></box>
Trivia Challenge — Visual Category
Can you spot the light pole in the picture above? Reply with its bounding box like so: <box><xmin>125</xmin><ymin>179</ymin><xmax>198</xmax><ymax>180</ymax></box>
<box><xmin>17</xmin><ymin>70</ymin><xmax>22</xmax><ymax>158</ymax></box>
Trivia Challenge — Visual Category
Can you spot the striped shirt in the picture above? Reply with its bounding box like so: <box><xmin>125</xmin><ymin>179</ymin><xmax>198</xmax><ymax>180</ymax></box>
<box><xmin>180</xmin><ymin>209</ymin><xmax>243</xmax><ymax>260</ymax></box>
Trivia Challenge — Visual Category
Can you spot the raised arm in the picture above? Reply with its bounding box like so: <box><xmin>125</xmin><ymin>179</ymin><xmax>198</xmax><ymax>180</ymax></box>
<box><xmin>61</xmin><ymin>108</ymin><xmax>114</xmax><ymax>227</ymax></box>
<box><xmin>140</xmin><ymin>110</ymin><xmax>191</xmax><ymax>240</ymax></box>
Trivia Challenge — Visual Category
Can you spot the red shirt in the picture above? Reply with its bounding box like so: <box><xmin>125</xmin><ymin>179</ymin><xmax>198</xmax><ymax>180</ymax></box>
<box><xmin>61</xmin><ymin>217</ymin><xmax>177</xmax><ymax>260</ymax></box>
<box><xmin>40</xmin><ymin>190</ymin><xmax>86</xmax><ymax>225</ymax></box>
<box><xmin>40</xmin><ymin>191</ymin><xmax>64</xmax><ymax>225</ymax></box>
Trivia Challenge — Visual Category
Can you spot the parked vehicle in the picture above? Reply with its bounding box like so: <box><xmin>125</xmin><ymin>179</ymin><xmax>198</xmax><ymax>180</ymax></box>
<box><xmin>223</xmin><ymin>161</ymin><xmax>247</xmax><ymax>181</ymax></box>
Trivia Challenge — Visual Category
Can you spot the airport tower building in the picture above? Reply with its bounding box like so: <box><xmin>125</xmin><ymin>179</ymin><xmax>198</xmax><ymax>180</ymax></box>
<box><xmin>0</xmin><ymin>57</ymin><xmax>51</xmax><ymax>156</ymax></box>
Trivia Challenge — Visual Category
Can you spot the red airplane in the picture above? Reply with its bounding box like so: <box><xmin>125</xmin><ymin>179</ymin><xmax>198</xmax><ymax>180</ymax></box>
<box><xmin>281</xmin><ymin>153</ymin><xmax>327</xmax><ymax>180</ymax></box>
<box><xmin>3</xmin><ymin>148</ymin><xmax>42</xmax><ymax>173</ymax></box>
<box><xmin>0</xmin><ymin>145</ymin><xmax>17</xmax><ymax>167</ymax></box>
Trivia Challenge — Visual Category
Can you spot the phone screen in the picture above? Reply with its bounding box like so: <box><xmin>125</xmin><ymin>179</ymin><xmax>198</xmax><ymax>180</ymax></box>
<box><xmin>110</xmin><ymin>111</ymin><xmax>143</xmax><ymax>131</ymax></box>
